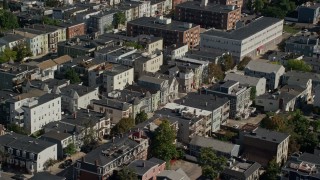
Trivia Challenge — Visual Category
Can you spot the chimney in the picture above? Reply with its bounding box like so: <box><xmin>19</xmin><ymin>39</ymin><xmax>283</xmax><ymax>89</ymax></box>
<box><xmin>201</xmin><ymin>0</ymin><xmax>208</xmax><ymax>7</ymax></box>
<box><xmin>112</xmin><ymin>136</ymin><xmax>115</xmax><ymax>143</ymax></box>
<box><xmin>74</xmin><ymin>112</ymin><xmax>77</xmax><ymax>119</ymax></box>
<box><xmin>205</xmin><ymin>102</ymin><xmax>208</xmax><ymax>106</ymax></box>
<box><xmin>95</xmin><ymin>160</ymin><xmax>98</xmax><ymax>166</ymax></box>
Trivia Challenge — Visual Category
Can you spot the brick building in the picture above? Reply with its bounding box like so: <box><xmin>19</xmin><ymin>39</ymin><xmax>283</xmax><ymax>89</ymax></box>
<box><xmin>174</xmin><ymin>0</ymin><xmax>241</xmax><ymax>30</ymax></box>
<box><xmin>59</xmin><ymin>22</ymin><xmax>86</xmax><ymax>39</ymax></box>
<box><xmin>127</xmin><ymin>16</ymin><xmax>200</xmax><ymax>48</ymax></box>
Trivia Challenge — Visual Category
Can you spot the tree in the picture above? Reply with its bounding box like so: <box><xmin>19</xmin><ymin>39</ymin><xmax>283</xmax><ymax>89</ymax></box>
<box><xmin>208</xmin><ymin>63</ymin><xmax>224</xmax><ymax>82</ymax></box>
<box><xmin>6</xmin><ymin>124</ymin><xmax>27</xmax><ymax>135</ymax></box>
<box><xmin>260</xmin><ymin>114</ymin><xmax>287</xmax><ymax>132</ymax></box>
<box><xmin>261</xmin><ymin>158</ymin><xmax>280</xmax><ymax>180</ymax></box>
<box><xmin>222</xmin><ymin>54</ymin><xmax>235</xmax><ymax>71</ymax></box>
<box><xmin>64</xmin><ymin>143</ymin><xmax>77</xmax><ymax>155</ymax></box>
<box><xmin>2</xmin><ymin>0</ymin><xmax>8</xmax><ymax>10</ymax></box>
<box><xmin>198</xmin><ymin>147</ymin><xmax>227</xmax><ymax>179</ymax></box>
<box><xmin>13</xmin><ymin>43</ymin><xmax>32</xmax><ymax>62</ymax></box>
<box><xmin>43</xmin><ymin>16</ymin><xmax>60</xmax><ymax>26</ymax></box>
<box><xmin>254</xmin><ymin>0</ymin><xmax>265</xmax><ymax>13</ymax></box>
<box><xmin>237</xmin><ymin>56</ymin><xmax>251</xmax><ymax>70</ymax></box>
<box><xmin>312</xmin><ymin>120</ymin><xmax>320</xmax><ymax>132</ymax></box>
<box><xmin>65</xmin><ymin>68</ymin><xmax>80</xmax><ymax>84</ymax></box>
<box><xmin>299</xmin><ymin>132</ymin><xmax>319</xmax><ymax>153</ymax></box>
<box><xmin>114</xmin><ymin>12</ymin><xmax>126</xmax><ymax>28</ymax></box>
<box><xmin>262</xmin><ymin>6</ymin><xmax>287</xmax><ymax>19</ymax></box>
<box><xmin>43</xmin><ymin>158</ymin><xmax>56</xmax><ymax>171</ymax></box>
<box><xmin>151</xmin><ymin>119</ymin><xmax>178</xmax><ymax>163</ymax></box>
<box><xmin>0</xmin><ymin>10</ymin><xmax>19</xmax><ymax>30</ymax></box>
<box><xmin>45</xmin><ymin>0</ymin><xmax>62</xmax><ymax>7</ymax></box>
<box><xmin>0</xmin><ymin>48</ymin><xmax>16</xmax><ymax>63</ymax></box>
<box><xmin>135</xmin><ymin>111</ymin><xmax>148</xmax><ymax>125</ymax></box>
<box><xmin>124</xmin><ymin>41</ymin><xmax>143</xmax><ymax>49</ymax></box>
<box><xmin>111</xmin><ymin>117</ymin><xmax>135</xmax><ymax>135</ymax></box>
<box><xmin>286</xmin><ymin>59</ymin><xmax>312</xmax><ymax>72</ymax></box>
<box><xmin>115</xmin><ymin>167</ymin><xmax>138</xmax><ymax>180</ymax></box>
<box><xmin>250</xmin><ymin>86</ymin><xmax>256</xmax><ymax>101</ymax></box>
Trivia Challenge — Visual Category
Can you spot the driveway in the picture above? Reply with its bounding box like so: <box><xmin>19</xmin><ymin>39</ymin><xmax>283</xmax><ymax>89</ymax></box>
<box><xmin>170</xmin><ymin>160</ymin><xmax>202</xmax><ymax>180</ymax></box>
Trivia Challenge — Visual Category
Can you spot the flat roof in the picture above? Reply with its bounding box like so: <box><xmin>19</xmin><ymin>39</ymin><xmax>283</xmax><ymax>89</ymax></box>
<box><xmin>245</xmin><ymin>127</ymin><xmax>289</xmax><ymax>143</ymax></box>
<box><xmin>176</xmin><ymin>1</ymin><xmax>239</xmax><ymax>13</ymax></box>
<box><xmin>202</xmin><ymin>16</ymin><xmax>283</xmax><ymax>40</ymax></box>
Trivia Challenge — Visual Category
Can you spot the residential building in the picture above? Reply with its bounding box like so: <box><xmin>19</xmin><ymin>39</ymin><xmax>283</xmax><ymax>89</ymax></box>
<box><xmin>282</xmin><ymin>70</ymin><xmax>320</xmax><ymax>91</ymax></box>
<box><xmin>36</xmin><ymin>59</ymin><xmax>58</xmax><ymax>81</ymax></box>
<box><xmin>243</xmin><ymin>128</ymin><xmax>290</xmax><ymax>166</ymax></box>
<box><xmin>91</xmin><ymin>99</ymin><xmax>132</xmax><ymax>124</ymax></box>
<box><xmin>164</xmin><ymin>43</ymin><xmax>189</xmax><ymax>60</ymax></box>
<box><xmin>189</xmin><ymin>135</ymin><xmax>240</xmax><ymax>157</ymax></box>
<box><xmin>75</xmin><ymin>10</ymin><xmax>101</xmax><ymax>25</ymax></box>
<box><xmin>89</xmin><ymin>10</ymin><xmax>118</xmax><ymax>34</ymax></box>
<box><xmin>315</xmin><ymin>85</ymin><xmax>320</xmax><ymax>107</ymax></box>
<box><xmin>52</xmin><ymin>6</ymin><xmax>88</xmax><ymax>20</ymax></box>
<box><xmin>22</xmin><ymin>79</ymin><xmax>70</xmax><ymax>94</ymax></box>
<box><xmin>29</xmin><ymin>24</ymin><xmax>67</xmax><ymax>53</ymax></box>
<box><xmin>207</xmin><ymin>0</ymin><xmax>243</xmax><ymax>8</ymax></box>
<box><xmin>102</xmin><ymin>65</ymin><xmax>134</xmax><ymax>92</ymax></box>
<box><xmin>0</xmin><ymin>124</ymin><xmax>6</xmax><ymax>136</ymax></box>
<box><xmin>58</xmin><ymin>22</ymin><xmax>86</xmax><ymax>39</ymax></box>
<box><xmin>286</xmin><ymin>76</ymin><xmax>313</xmax><ymax>102</ymax></box>
<box><xmin>118</xmin><ymin>2</ymin><xmax>140</xmax><ymax>22</ymax></box>
<box><xmin>281</xmin><ymin>152</ymin><xmax>320</xmax><ymax>180</ymax></box>
<box><xmin>14</xmin><ymin>28</ymin><xmax>49</xmax><ymax>56</ymax></box>
<box><xmin>0</xmin><ymin>34</ymin><xmax>25</xmax><ymax>50</ymax></box>
<box><xmin>127</xmin><ymin>16</ymin><xmax>200</xmax><ymax>48</ymax></box>
<box><xmin>221</xmin><ymin>160</ymin><xmax>261</xmax><ymax>180</ymax></box>
<box><xmin>127</xmin><ymin>158</ymin><xmax>166</xmax><ymax>180</ymax></box>
<box><xmin>256</xmin><ymin>85</ymin><xmax>309</xmax><ymax>112</ymax></box>
<box><xmin>224</xmin><ymin>73</ymin><xmax>266</xmax><ymax>96</ymax></box>
<box><xmin>133</xmin><ymin>52</ymin><xmax>164</xmax><ymax>76</ymax></box>
<box><xmin>135</xmin><ymin>35</ymin><xmax>163</xmax><ymax>55</ymax></box>
<box><xmin>74</xmin><ymin>131</ymin><xmax>149</xmax><ymax>179</ymax></box>
<box><xmin>0</xmin><ymin>63</ymin><xmax>39</xmax><ymax>90</ymax></box>
<box><xmin>155</xmin><ymin>108</ymin><xmax>209</xmax><ymax>143</ymax></box>
<box><xmin>0</xmin><ymin>90</ymin><xmax>19</xmax><ymax>123</ymax></box>
<box><xmin>0</xmin><ymin>132</ymin><xmax>57</xmax><ymax>173</ymax></box>
<box><xmin>244</xmin><ymin>60</ymin><xmax>285</xmax><ymax>90</ymax></box>
<box><xmin>57</xmin><ymin>84</ymin><xmax>99</xmax><ymax>112</ymax></box>
<box><xmin>150</xmin><ymin>0</ymin><xmax>166</xmax><ymax>17</ymax></box>
<box><xmin>285</xmin><ymin>34</ymin><xmax>319</xmax><ymax>57</ymax></box>
<box><xmin>175</xmin><ymin>0</ymin><xmax>241</xmax><ymax>30</ymax></box>
<box><xmin>298</xmin><ymin>2</ymin><xmax>320</xmax><ymax>24</ymax></box>
<box><xmin>200</xmin><ymin>17</ymin><xmax>283</xmax><ymax>61</ymax></box>
<box><xmin>157</xmin><ymin>168</ymin><xmax>190</xmax><ymax>180</ymax></box>
<box><xmin>204</xmin><ymin>80</ymin><xmax>252</xmax><ymax>119</ymax></box>
<box><xmin>174</xmin><ymin>92</ymin><xmax>230</xmax><ymax>132</ymax></box>
<box><xmin>42</xmin><ymin>109</ymin><xmax>111</xmax><ymax>157</ymax></box>
<box><xmin>53</xmin><ymin>55</ymin><xmax>73</xmax><ymax>73</ymax></box>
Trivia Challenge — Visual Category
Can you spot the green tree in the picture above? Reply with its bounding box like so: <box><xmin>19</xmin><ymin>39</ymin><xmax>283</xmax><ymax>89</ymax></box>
<box><xmin>250</xmin><ymin>86</ymin><xmax>256</xmax><ymax>101</ymax></box>
<box><xmin>262</xmin><ymin>6</ymin><xmax>287</xmax><ymax>18</ymax></box>
<box><xmin>0</xmin><ymin>48</ymin><xmax>17</xmax><ymax>63</ymax></box>
<box><xmin>13</xmin><ymin>43</ymin><xmax>32</xmax><ymax>62</ymax></box>
<box><xmin>6</xmin><ymin>124</ymin><xmax>27</xmax><ymax>135</ymax></box>
<box><xmin>43</xmin><ymin>16</ymin><xmax>60</xmax><ymax>26</ymax></box>
<box><xmin>135</xmin><ymin>111</ymin><xmax>148</xmax><ymax>125</ymax></box>
<box><xmin>65</xmin><ymin>68</ymin><xmax>80</xmax><ymax>84</ymax></box>
<box><xmin>111</xmin><ymin>117</ymin><xmax>135</xmax><ymax>135</ymax></box>
<box><xmin>114</xmin><ymin>12</ymin><xmax>126</xmax><ymax>28</ymax></box>
<box><xmin>151</xmin><ymin>119</ymin><xmax>178</xmax><ymax>163</ymax></box>
<box><xmin>198</xmin><ymin>147</ymin><xmax>227</xmax><ymax>179</ymax></box>
<box><xmin>43</xmin><ymin>158</ymin><xmax>56</xmax><ymax>171</ymax></box>
<box><xmin>208</xmin><ymin>63</ymin><xmax>224</xmax><ymax>82</ymax></box>
<box><xmin>299</xmin><ymin>132</ymin><xmax>319</xmax><ymax>153</ymax></box>
<box><xmin>2</xmin><ymin>0</ymin><xmax>8</xmax><ymax>10</ymax></box>
<box><xmin>124</xmin><ymin>41</ymin><xmax>143</xmax><ymax>49</ymax></box>
<box><xmin>64</xmin><ymin>143</ymin><xmax>77</xmax><ymax>155</ymax></box>
<box><xmin>254</xmin><ymin>0</ymin><xmax>265</xmax><ymax>13</ymax></box>
<box><xmin>312</xmin><ymin>120</ymin><xmax>320</xmax><ymax>132</ymax></box>
<box><xmin>237</xmin><ymin>56</ymin><xmax>251</xmax><ymax>70</ymax></box>
<box><xmin>0</xmin><ymin>10</ymin><xmax>19</xmax><ymax>30</ymax></box>
<box><xmin>222</xmin><ymin>54</ymin><xmax>235</xmax><ymax>71</ymax></box>
<box><xmin>260</xmin><ymin>114</ymin><xmax>287</xmax><ymax>132</ymax></box>
<box><xmin>286</xmin><ymin>59</ymin><xmax>312</xmax><ymax>72</ymax></box>
<box><xmin>261</xmin><ymin>158</ymin><xmax>280</xmax><ymax>180</ymax></box>
<box><xmin>116</xmin><ymin>167</ymin><xmax>138</xmax><ymax>180</ymax></box>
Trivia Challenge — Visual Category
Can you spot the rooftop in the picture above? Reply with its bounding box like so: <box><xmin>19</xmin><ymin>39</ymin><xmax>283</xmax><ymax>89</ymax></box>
<box><xmin>127</xmin><ymin>160</ymin><xmax>159</xmax><ymax>176</ymax></box>
<box><xmin>190</xmin><ymin>135</ymin><xmax>239</xmax><ymax>154</ymax></box>
<box><xmin>91</xmin><ymin>99</ymin><xmax>131</xmax><ymax>111</ymax></box>
<box><xmin>60</xmin><ymin>84</ymin><xmax>97</xmax><ymax>97</ymax></box>
<box><xmin>138</xmin><ymin>75</ymin><xmax>166</xmax><ymax>85</ymax></box>
<box><xmin>61</xmin><ymin>109</ymin><xmax>108</xmax><ymax>127</ymax></box>
<box><xmin>157</xmin><ymin>168</ymin><xmax>190</xmax><ymax>180</ymax></box>
<box><xmin>245</xmin><ymin>127</ymin><xmax>290</xmax><ymax>143</ymax></box>
<box><xmin>0</xmin><ymin>132</ymin><xmax>56</xmax><ymax>154</ymax></box>
<box><xmin>284</xmin><ymin>70</ymin><xmax>320</xmax><ymax>82</ymax></box>
<box><xmin>222</xmin><ymin>160</ymin><xmax>261</xmax><ymax>179</ymax></box>
<box><xmin>245</xmin><ymin>60</ymin><xmax>284</xmax><ymax>74</ymax></box>
<box><xmin>176</xmin><ymin>1</ymin><xmax>239</xmax><ymax>13</ymax></box>
<box><xmin>104</xmin><ymin>65</ymin><xmax>133</xmax><ymax>76</ymax></box>
<box><xmin>41</xmin><ymin>130</ymin><xmax>71</xmax><ymax>141</ymax></box>
<box><xmin>203</xmin><ymin>17</ymin><xmax>283</xmax><ymax>40</ymax></box>
<box><xmin>224</xmin><ymin>73</ymin><xmax>264</xmax><ymax>86</ymax></box>
<box><xmin>128</xmin><ymin>17</ymin><xmax>199</xmax><ymax>32</ymax></box>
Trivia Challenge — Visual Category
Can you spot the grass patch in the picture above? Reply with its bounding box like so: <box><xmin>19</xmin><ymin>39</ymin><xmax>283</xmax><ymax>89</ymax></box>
<box><xmin>283</xmin><ymin>24</ymin><xmax>299</xmax><ymax>34</ymax></box>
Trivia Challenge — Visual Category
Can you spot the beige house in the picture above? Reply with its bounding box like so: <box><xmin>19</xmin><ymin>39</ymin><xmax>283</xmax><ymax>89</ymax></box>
<box><xmin>134</xmin><ymin>53</ymin><xmax>163</xmax><ymax>76</ymax></box>
<box><xmin>103</xmin><ymin>65</ymin><xmax>134</xmax><ymax>93</ymax></box>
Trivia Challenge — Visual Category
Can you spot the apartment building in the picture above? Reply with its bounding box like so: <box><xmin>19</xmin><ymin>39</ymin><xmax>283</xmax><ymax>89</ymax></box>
<box><xmin>58</xmin><ymin>22</ymin><xmax>86</xmax><ymax>39</ymax></box>
<box><xmin>285</xmin><ymin>34</ymin><xmax>319</xmax><ymax>57</ymax></box>
<box><xmin>9</xmin><ymin>93</ymin><xmax>62</xmax><ymax>134</ymax></box>
<box><xmin>200</xmin><ymin>17</ymin><xmax>283</xmax><ymax>61</ymax></box>
<box><xmin>75</xmin><ymin>131</ymin><xmax>149</xmax><ymax>179</ymax></box>
<box><xmin>221</xmin><ymin>160</ymin><xmax>261</xmax><ymax>180</ymax></box>
<box><xmin>36</xmin><ymin>59</ymin><xmax>58</xmax><ymax>81</ymax></box>
<box><xmin>91</xmin><ymin>99</ymin><xmax>132</xmax><ymax>124</ymax></box>
<box><xmin>282</xmin><ymin>70</ymin><xmax>320</xmax><ymax>91</ymax></box>
<box><xmin>101</xmin><ymin>65</ymin><xmax>134</xmax><ymax>92</ymax></box>
<box><xmin>89</xmin><ymin>10</ymin><xmax>118</xmax><ymax>34</ymax></box>
<box><xmin>244</xmin><ymin>60</ymin><xmax>285</xmax><ymax>90</ymax></box>
<box><xmin>175</xmin><ymin>0</ymin><xmax>241</xmax><ymax>30</ymax></box>
<box><xmin>127</xmin><ymin>16</ymin><xmax>200</xmax><ymax>48</ymax></box>
<box><xmin>243</xmin><ymin>128</ymin><xmax>290</xmax><ymax>166</ymax></box>
<box><xmin>118</xmin><ymin>2</ymin><xmax>140</xmax><ymax>22</ymax></box>
<box><xmin>0</xmin><ymin>132</ymin><xmax>57</xmax><ymax>173</ymax></box>
<box><xmin>127</xmin><ymin>158</ymin><xmax>166</xmax><ymax>180</ymax></box>
<box><xmin>135</xmin><ymin>35</ymin><xmax>163</xmax><ymax>55</ymax></box>
<box><xmin>298</xmin><ymin>2</ymin><xmax>320</xmax><ymax>24</ymax></box>
<box><xmin>205</xmin><ymin>80</ymin><xmax>252</xmax><ymax>119</ymax></box>
<box><xmin>224</xmin><ymin>73</ymin><xmax>266</xmax><ymax>96</ymax></box>
<box><xmin>174</xmin><ymin>92</ymin><xmax>230</xmax><ymax>132</ymax></box>
<box><xmin>14</xmin><ymin>28</ymin><xmax>49</xmax><ymax>56</ymax></box>
<box><xmin>58</xmin><ymin>84</ymin><xmax>99</xmax><ymax>112</ymax></box>
<box><xmin>207</xmin><ymin>0</ymin><xmax>243</xmax><ymax>8</ymax></box>
<box><xmin>165</xmin><ymin>43</ymin><xmax>189</xmax><ymax>60</ymax></box>
<box><xmin>0</xmin><ymin>34</ymin><xmax>25</xmax><ymax>50</ymax></box>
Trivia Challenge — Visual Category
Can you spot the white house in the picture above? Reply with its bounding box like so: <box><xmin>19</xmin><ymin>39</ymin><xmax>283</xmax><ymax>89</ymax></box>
<box><xmin>0</xmin><ymin>132</ymin><xmax>57</xmax><ymax>173</ymax></box>
<box><xmin>103</xmin><ymin>65</ymin><xmax>134</xmax><ymax>92</ymax></box>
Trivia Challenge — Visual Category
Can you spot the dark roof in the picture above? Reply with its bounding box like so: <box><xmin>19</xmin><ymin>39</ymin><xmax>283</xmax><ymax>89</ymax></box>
<box><xmin>176</xmin><ymin>1</ymin><xmax>239</xmax><ymax>13</ymax></box>
<box><xmin>60</xmin><ymin>84</ymin><xmax>97</xmax><ymax>97</ymax></box>
<box><xmin>128</xmin><ymin>17</ymin><xmax>199</xmax><ymax>32</ymax></box>
<box><xmin>299</xmin><ymin>153</ymin><xmax>320</xmax><ymax>165</ymax></box>
<box><xmin>44</xmin><ymin>121</ymin><xmax>83</xmax><ymax>135</ymax></box>
<box><xmin>222</xmin><ymin>161</ymin><xmax>261</xmax><ymax>179</ymax></box>
<box><xmin>245</xmin><ymin>127</ymin><xmax>290</xmax><ymax>143</ymax></box>
<box><xmin>61</xmin><ymin>109</ymin><xmax>107</xmax><ymax>127</ymax></box>
<box><xmin>127</xmin><ymin>160</ymin><xmax>158</xmax><ymax>176</ymax></box>
<box><xmin>284</xmin><ymin>70</ymin><xmax>320</xmax><ymax>82</ymax></box>
<box><xmin>91</xmin><ymin>99</ymin><xmax>131</xmax><ymax>111</ymax></box>
<box><xmin>203</xmin><ymin>17</ymin><xmax>283</xmax><ymax>40</ymax></box>
<box><xmin>0</xmin><ymin>132</ymin><xmax>56</xmax><ymax>154</ymax></box>
<box><xmin>148</xmin><ymin>157</ymin><xmax>166</xmax><ymax>165</ymax></box>
<box><xmin>30</xmin><ymin>172</ymin><xmax>66</xmax><ymax>180</ymax></box>
<box><xmin>0</xmin><ymin>34</ymin><xmax>25</xmax><ymax>43</ymax></box>
<box><xmin>41</xmin><ymin>130</ymin><xmax>71</xmax><ymax>141</ymax></box>
<box><xmin>174</xmin><ymin>92</ymin><xmax>229</xmax><ymax>111</ymax></box>
<box><xmin>0</xmin><ymin>90</ymin><xmax>18</xmax><ymax>102</ymax></box>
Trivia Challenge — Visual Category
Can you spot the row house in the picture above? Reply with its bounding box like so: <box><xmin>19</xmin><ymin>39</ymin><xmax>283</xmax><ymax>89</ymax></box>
<box><xmin>127</xmin><ymin>158</ymin><xmax>166</xmax><ymax>180</ymax></box>
<box><xmin>57</xmin><ymin>22</ymin><xmax>86</xmax><ymax>39</ymax></box>
<box><xmin>89</xmin><ymin>10</ymin><xmax>118</xmax><ymax>34</ymax></box>
<box><xmin>74</xmin><ymin>131</ymin><xmax>149</xmax><ymax>180</ymax></box>
<box><xmin>0</xmin><ymin>132</ymin><xmax>57</xmax><ymax>173</ymax></box>
<box><xmin>0</xmin><ymin>34</ymin><xmax>26</xmax><ymax>51</ymax></box>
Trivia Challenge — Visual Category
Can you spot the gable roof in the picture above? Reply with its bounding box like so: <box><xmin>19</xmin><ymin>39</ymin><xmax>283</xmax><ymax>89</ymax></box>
<box><xmin>224</xmin><ymin>73</ymin><xmax>264</xmax><ymax>86</ymax></box>
<box><xmin>37</xmin><ymin>59</ymin><xmax>57</xmax><ymax>70</ymax></box>
<box><xmin>53</xmin><ymin>55</ymin><xmax>72</xmax><ymax>65</ymax></box>
<box><xmin>245</xmin><ymin>60</ymin><xmax>284</xmax><ymax>74</ymax></box>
